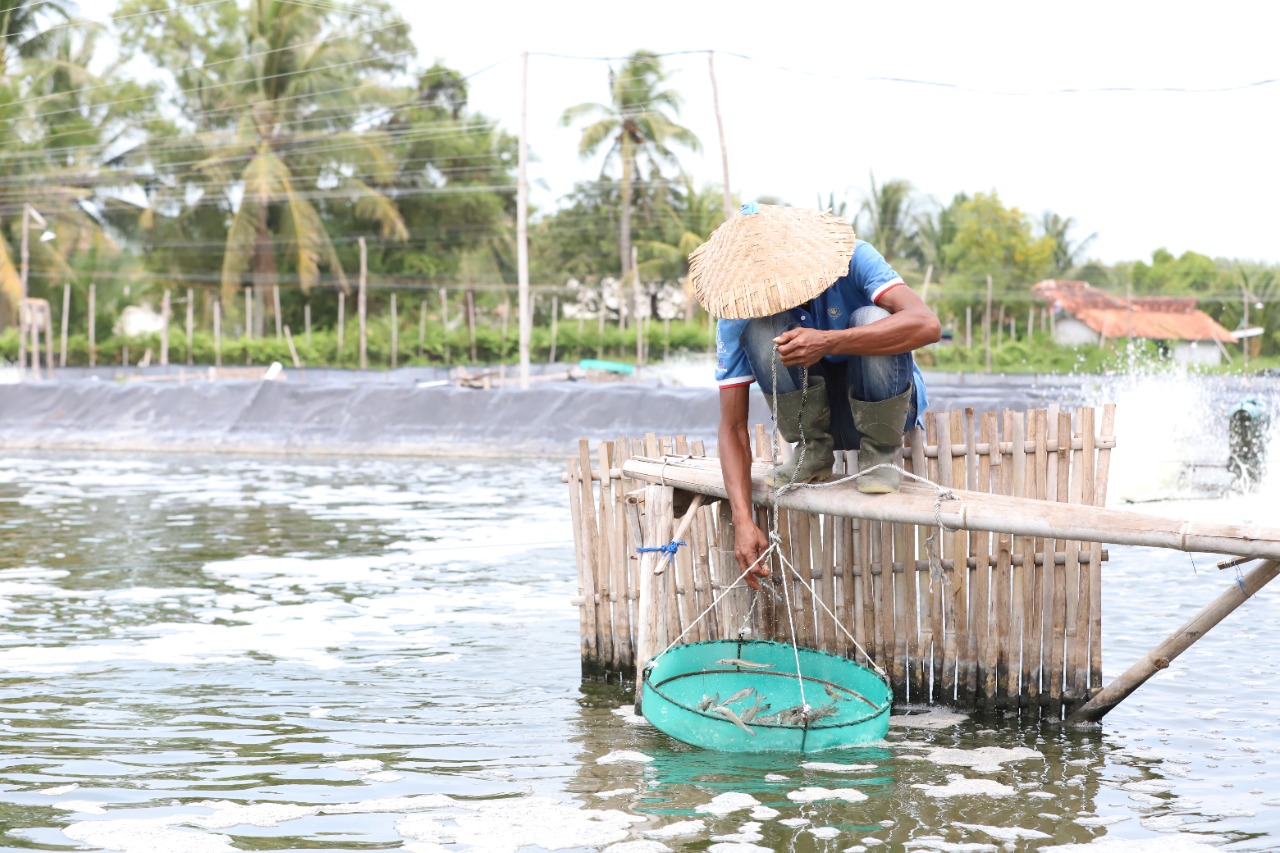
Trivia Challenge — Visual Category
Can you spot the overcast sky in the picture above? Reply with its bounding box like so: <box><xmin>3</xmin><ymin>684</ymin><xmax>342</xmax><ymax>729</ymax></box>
<box><xmin>79</xmin><ymin>0</ymin><xmax>1280</xmax><ymax>265</ymax></box>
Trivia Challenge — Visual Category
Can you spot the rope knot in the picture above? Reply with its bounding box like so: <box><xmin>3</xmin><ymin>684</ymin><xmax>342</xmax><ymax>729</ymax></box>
<box><xmin>637</xmin><ymin>540</ymin><xmax>686</xmax><ymax>557</ymax></box>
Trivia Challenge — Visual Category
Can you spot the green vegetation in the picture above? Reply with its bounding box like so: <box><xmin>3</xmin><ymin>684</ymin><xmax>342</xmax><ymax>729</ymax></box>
<box><xmin>1</xmin><ymin>2</ymin><xmax>1277</xmax><ymax>374</ymax></box>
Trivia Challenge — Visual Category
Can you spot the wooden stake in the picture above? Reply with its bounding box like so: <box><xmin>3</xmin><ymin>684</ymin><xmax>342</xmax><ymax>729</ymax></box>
<box><xmin>337</xmin><ymin>291</ymin><xmax>345</xmax><ymax>357</ymax></box>
<box><xmin>390</xmin><ymin>292</ymin><xmax>398</xmax><ymax>369</ymax></box>
<box><xmin>160</xmin><ymin>289</ymin><xmax>171</xmax><ymax>367</ymax></box>
<box><xmin>549</xmin><ymin>295</ymin><xmax>559</xmax><ymax>365</ymax></box>
<box><xmin>358</xmin><ymin>236</ymin><xmax>368</xmax><ymax>370</ymax></box>
<box><xmin>273</xmin><ymin>284</ymin><xmax>282</xmax><ymax>340</ymax></box>
<box><xmin>1068</xmin><ymin>560</ymin><xmax>1280</xmax><ymax>724</ymax></box>
<box><xmin>283</xmin><ymin>325</ymin><xmax>302</xmax><ymax>368</ymax></box>
<box><xmin>419</xmin><ymin>298</ymin><xmax>427</xmax><ymax>357</ymax></box>
<box><xmin>88</xmin><ymin>283</ymin><xmax>96</xmax><ymax>368</ymax></box>
<box><xmin>984</xmin><ymin>274</ymin><xmax>993</xmax><ymax>372</ymax></box>
<box><xmin>57</xmin><ymin>284</ymin><xmax>70</xmax><ymax>369</ymax></box>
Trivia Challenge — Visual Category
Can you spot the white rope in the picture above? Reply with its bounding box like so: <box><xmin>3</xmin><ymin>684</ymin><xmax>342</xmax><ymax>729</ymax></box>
<box><xmin>648</xmin><ymin>542</ymin><xmax>778</xmax><ymax>666</ymax></box>
<box><xmin>774</xmin><ymin>548</ymin><xmax>888</xmax><ymax>679</ymax></box>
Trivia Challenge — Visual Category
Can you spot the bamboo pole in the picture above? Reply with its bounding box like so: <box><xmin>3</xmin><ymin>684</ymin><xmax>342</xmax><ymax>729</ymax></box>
<box><xmin>1071</xmin><ymin>407</ymin><xmax>1096</xmax><ymax>701</ymax></box>
<box><xmin>1028</xmin><ymin>408</ymin><xmax>1048</xmax><ymax>707</ymax></box>
<box><xmin>635</xmin><ymin>483</ymin><xmax>674</xmax><ymax>710</ymax></box>
<box><xmin>273</xmin><ymin>284</ymin><xmax>282</xmax><ymax>340</ymax></box>
<box><xmin>419</xmin><ymin>299</ymin><xmax>428</xmax><ymax>358</ymax></box>
<box><xmin>984</xmin><ymin>274</ymin><xmax>993</xmax><ymax>372</ymax></box>
<box><xmin>936</xmin><ymin>414</ymin><xmax>958</xmax><ymax>702</ymax></box>
<box><xmin>975</xmin><ymin>413</ymin><xmax>996</xmax><ymax>704</ymax></box>
<box><xmin>549</xmin><ymin>295</ymin><xmax>559</xmax><ymax>365</ymax></box>
<box><xmin>358</xmin><ymin>237</ymin><xmax>368</xmax><ymax>370</ymax></box>
<box><xmin>618</xmin><ymin>455</ymin><xmax>1280</xmax><ymax>564</ymax></box>
<box><xmin>186</xmin><ymin>288</ymin><xmax>194</xmax><ymax>366</ymax></box>
<box><xmin>59</xmin><ymin>284</ymin><xmax>70</xmax><ymax>368</ymax></box>
<box><xmin>906</xmin><ymin>430</ymin><xmax>928</xmax><ymax>700</ymax></box>
<box><xmin>390</xmin><ymin>293</ymin><xmax>398</xmax><ymax>369</ymax></box>
<box><xmin>439</xmin><ymin>288</ymin><xmax>449</xmax><ymax>364</ymax></box>
<box><xmin>284</xmin><ymin>325</ymin><xmax>302</xmax><ymax>369</ymax></box>
<box><xmin>595</xmin><ymin>442</ymin><xmax>615</xmax><ymax>673</ymax></box>
<box><xmin>337</xmin><ymin>291</ymin><xmax>345</xmax><ymax>356</ymax></box>
<box><xmin>43</xmin><ymin>308</ymin><xmax>53</xmax><ymax>378</ymax></box>
<box><xmin>1090</xmin><ymin>404</ymin><xmax>1116</xmax><ymax>691</ymax></box>
<box><xmin>1067</xmin><ymin>560</ymin><xmax>1280</xmax><ymax>724</ymax></box>
<box><xmin>567</xmin><ymin>458</ymin><xmax>594</xmax><ymax>675</ymax></box>
<box><xmin>160</xmin><ymin>289</ymin><xmax>171</xmax><ymax>367</ymax></box>
<box><xmin>87</xmin><ymin>283</ymin><xmax>95</xmax><ymax>368</ymax></box>
<box><xmin>994</xmin><ymin>413</ymin><xmax>1014</xmax><ymax>708</ymax></box>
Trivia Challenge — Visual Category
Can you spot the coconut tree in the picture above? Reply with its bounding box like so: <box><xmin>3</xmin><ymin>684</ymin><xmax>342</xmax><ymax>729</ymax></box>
<box><xmin>117</xmin><ymin>0</ymin><xmax>413</xmax><ymax>325</ymax></box>
<box><xmin>1041</xmin><ymin>211</ymin><xmax>1097</xmax><ymax>274</ymax></box>
<box><xmin>561</xmin><ymin>50</ymin><xmax>700</xmax><ymax>282</ymax></box>
<box><xmin>856</xmin><ymin>174</ymin><xmax>916</xmax><ymax>264</ymax></box>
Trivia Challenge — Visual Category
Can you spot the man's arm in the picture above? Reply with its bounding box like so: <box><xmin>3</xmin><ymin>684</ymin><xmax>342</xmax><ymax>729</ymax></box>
<box><xmin>718</xmin><ymin>385</ymin><xmax>770</xmax><ymax>588</ymax></box>
<box><xmin>774</xmin><ymin>285</ymin><xmax>941</xmax><ymax>367</ymax></box>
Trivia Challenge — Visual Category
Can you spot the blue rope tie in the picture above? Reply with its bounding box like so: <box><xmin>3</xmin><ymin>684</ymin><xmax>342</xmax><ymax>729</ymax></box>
<box><xmin>637</xmin><ymin>540</ymin><xmax>686</xmax><ymax>557</ymax></box>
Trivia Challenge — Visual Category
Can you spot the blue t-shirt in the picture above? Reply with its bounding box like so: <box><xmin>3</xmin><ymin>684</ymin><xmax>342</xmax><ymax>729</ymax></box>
<box><xmin>714</xmin><ymin>239</ymin><xmax>928</xmax><ymax>424</ymax></box>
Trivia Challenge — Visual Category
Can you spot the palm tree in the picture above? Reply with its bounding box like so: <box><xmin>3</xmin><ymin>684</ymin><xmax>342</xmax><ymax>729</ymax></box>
<box><xmin>561</xmin><ymin>50</ymin><xmax>700</xmax><ymax>282</ymax></box>
<box><xmin>856</xmin><ymin>174</ymin><xmax>916</xmax><ymax>263</ymax></box>
<box><xmin>118</xmin><ymin>0</ymin><xmax>412</xmax><ymax>323</ymax></box>
<box><xmin>0</xmin><ymin>8</ymin><xmax>132</xmax><ymax>317</ymax></box>
<box><xmin>1041</xmin><ymin>212</ymin><xmax>1097</xmax><ymax>274</ymax></box>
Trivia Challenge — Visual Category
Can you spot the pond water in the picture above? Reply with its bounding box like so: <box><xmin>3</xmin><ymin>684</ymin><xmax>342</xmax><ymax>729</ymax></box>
<box><xmin>1</xmin><ymin>375</ymin><xmax>1279</xmax><ymax>852</ymax></box>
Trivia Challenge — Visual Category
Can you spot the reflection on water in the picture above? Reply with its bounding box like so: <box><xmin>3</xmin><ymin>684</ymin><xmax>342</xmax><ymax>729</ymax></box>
<box><xmin>0</xmin><ymin>442</ymin><xmax>1278</xmax><ymax>851</ymax></box>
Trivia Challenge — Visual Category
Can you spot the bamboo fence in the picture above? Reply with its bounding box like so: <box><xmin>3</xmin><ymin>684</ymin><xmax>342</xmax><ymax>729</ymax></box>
<box><xmin>568</xmin><ymin>404</ymin><xmax>1120</xmax><ymax>716</ymax></box>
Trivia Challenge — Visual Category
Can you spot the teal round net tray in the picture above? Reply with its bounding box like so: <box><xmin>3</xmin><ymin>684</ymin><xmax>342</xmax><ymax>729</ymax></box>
<box><xmin>640</xmin><ymin>638</ymin><xmax>892</xmax><ymax>753</ymax></box>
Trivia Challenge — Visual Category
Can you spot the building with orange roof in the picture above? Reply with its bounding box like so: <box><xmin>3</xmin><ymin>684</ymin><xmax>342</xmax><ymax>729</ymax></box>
<box><xmin>1032</xmin><ymin>279</ymin><xmax>1237</xmax><ymax>366</ymax></box>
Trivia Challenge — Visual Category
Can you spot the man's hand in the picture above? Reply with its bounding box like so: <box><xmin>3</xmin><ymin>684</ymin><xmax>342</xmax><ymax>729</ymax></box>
<box><xmin>734</xmin><ymin>520</ymin><xmax>771</xmax><ymax>590</ymax></box>
<box><xmin>773</xmin><ymin>327</ymin><xmax>829</xmax><ymax>367</ymax></box>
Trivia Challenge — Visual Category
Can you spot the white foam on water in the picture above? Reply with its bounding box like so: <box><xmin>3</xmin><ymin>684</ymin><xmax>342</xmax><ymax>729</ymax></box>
<box><xmin>604</xmin><ymin>842</ymin><xmax>672</xmax><ymax>853</ymax></box>
<box><xmin>360</xmin><ymin>770</ymin><xmax>403</xmax><ymax>783</ymax></box>
<box><xmin>955</xmin><ymin>822</ymin><xmax>1050</xmax><ymax>841</ymax></box>
<box><xmin>1121</xmin><ymin>779</ymin><xmax>1175</xmax><ymax>794</ymax></box>
<box><xmin>912</xmin><ymin>774</ymin><xmax>1017</xmax><ymax>798</ymax></box>
<box><xmin>594</xmin><ymin>789</ymin><xmax>633</xmax><ymax>799</ymax></box>
<box><xmin>52</xmin><ymin>800</ymin><xmax>107</xmax><ymax>814</ymax></box>
<box><xmin>62</xmin><ymin>818</ymin><xmax>235</xmax><ymax>853</ymax></box>
<box><xmin>396</xmin><ymin>796</ymin><xmax>642</xmax><ymax>853</ymax></box>
<box><xmin>786</xmin><ymin>787</ymin><xmax>868</xmax><ymax>804</ymax></box>
<box><xmin>778</xmin><ymin>817</ymin><xmax>810</xmax><ymax>827</ymax></box>
<box><xmin>904</xmin><ymin>839</ymin><xmax>998</xmax><ymax>853</ymax></box>
<box><xmin>320</xmin><ymin>794</ymin><xmax>454</xmax><ymax>814</ymax></box>
<box><xmin>1140</xmin><ymin>814</ymin><xmax>1186</xmax><ymax>831</ymax></box>
<box><xmin>185</xmin><ymin>801</ymin><xmax>319</xmax><ymax>829</ymax></box>
<box><xmin>694</xmin><ymin>792</ymin><xmax>759</xmax><ymax>815</ymax></box>
<box><xmin>844</xmin><ymin>846</ymin><xmax>868</xmax><ymax>853</ymax></box>
<box><xmin>1041</xmin><ymin>836</ymin><xmax>1223</xmax><ymax>852</ymax></box>
<box><xmin>1074</xmin><ymin>815</ymin><xmax>1131</xmax><ymax>827</ymax></box>
<box><xmin>802</xmin><ymin>761</ymin><xmax>876</xmax><ymax>772</ymax></box>
<box><xmin>329</xmin><ymin>758</ymin><xmax>382</xmax><ymax>774</ymax></box>
<box><xmin>764</xmin><ymin>773</ymin><xmax>788</xmax><ymax>781</ymax></box>
<box><xmin>900</xmin><ymin>745</ymin><xmax>1044</xmax><ymax>773</ymax></box>
<box><xmin>750</xmin><ymin>806</ymin><xmax>779</xmax><ymax>820</ymax></box>
<box><xmin>889</xmin><ymin>707</ymin><xmax>968</xmax><ymax>730</ymax></box>
<box><xmin>711</xmin><ymin>821</ymin><xmax>762</xmax><ymax>843</ymax></box>
<box><xmin>644</xmin><ymin>820</ymin><xmax>705</xmax><ymax>839</ymax></box>
<box><xmin>810</xmin><ymin>826</ymin><xmax>841</xmax><ymax>839</ymax></box>
<box><xmin>706</xmin><ymin>843</ymin><xmax>772</xmax><ymax>853</ymax></box>
<box><xmin>38</xmin><ymin>783</ymin><xmax>79</xmax><ymax>795</ymax></box>
<box><xmin>597</xmin><ymin>750</ymin><xmax>653</xmax><ymax>765</ymax></box>
<box><xmin>610</xmin><ymin>706</ymin><xmax>651</xmax><ymax>726</ymax></box>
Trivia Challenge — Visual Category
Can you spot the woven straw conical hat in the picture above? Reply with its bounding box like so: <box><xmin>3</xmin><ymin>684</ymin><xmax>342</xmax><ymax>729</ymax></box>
<box><xmin>688</xmin><ymin>204</ymin><xmax>857</xmax><ymax>319</ymax></box>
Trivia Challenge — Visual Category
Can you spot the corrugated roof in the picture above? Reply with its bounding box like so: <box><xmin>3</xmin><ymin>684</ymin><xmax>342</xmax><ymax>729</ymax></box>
<box><xmin>1033</xmin><ymin>279</ymin><xmax>1237</xmax><ymax>343</ymax></box>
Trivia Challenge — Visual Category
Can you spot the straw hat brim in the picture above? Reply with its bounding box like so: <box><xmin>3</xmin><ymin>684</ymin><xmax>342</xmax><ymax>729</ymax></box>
<box><xmin>688</xmin><ymin>205</ymin><xmax>857</xmax><ymax>319</ymax></box>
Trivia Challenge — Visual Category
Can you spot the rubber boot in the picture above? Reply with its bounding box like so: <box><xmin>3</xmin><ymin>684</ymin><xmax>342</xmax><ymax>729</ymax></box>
<box><xmin>764</xmin><ymin>377</ymin><xmax>835</xmax><ymax>488</ymax></box>
<box><xmin>849</xmin><ymin>388</ymin><xmax>912</xmax><ymax>494</ymax></box>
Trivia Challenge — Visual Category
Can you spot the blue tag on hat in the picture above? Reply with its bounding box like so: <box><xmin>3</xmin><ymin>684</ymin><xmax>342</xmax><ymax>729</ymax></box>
<box><xmin>740</xmin><ymin>202</ymin><xmax>760</xmax><ymax>215</ymax></box>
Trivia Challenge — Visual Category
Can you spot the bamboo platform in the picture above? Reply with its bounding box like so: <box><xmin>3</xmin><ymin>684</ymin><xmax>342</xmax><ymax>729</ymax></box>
<box><xmin>565</xmin><ymin>403</ymin><xmax>1280</xmax><ymax>717</ymax></box>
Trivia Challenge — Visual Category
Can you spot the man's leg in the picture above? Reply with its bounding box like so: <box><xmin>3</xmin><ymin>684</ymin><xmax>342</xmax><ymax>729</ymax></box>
<box><xmin>846</xmin><ymin>305</ymin><xmax>917</xmax><ymax>493</ymax></box>
<box><xmin>739</xmin><ymin>311</ymin><xmax>836</xmax><ymax>486</ymax></box>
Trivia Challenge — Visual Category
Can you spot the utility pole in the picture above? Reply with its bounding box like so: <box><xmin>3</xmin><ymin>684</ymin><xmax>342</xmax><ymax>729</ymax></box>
<box><xmin>708</xmin><ymin>51</ymin><xmax>733</xmax><ymax>223</ymax></box>
<box><xmin>516</xmin><ymin>50</ymin><xmax>531</xmax><ymax>389</ymax></box>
